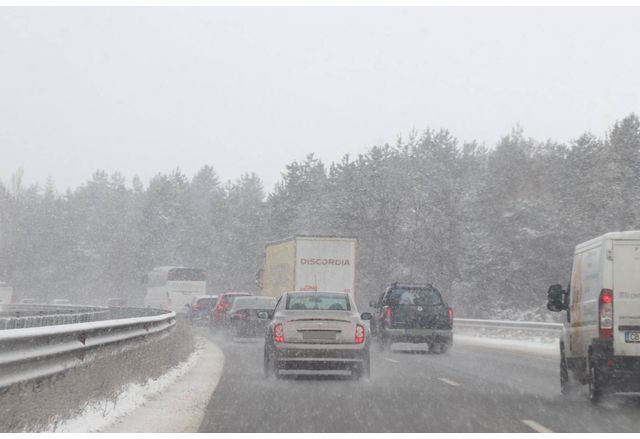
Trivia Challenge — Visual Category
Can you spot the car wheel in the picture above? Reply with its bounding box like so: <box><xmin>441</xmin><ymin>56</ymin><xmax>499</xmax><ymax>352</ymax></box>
<box><xmin>438</xmin><ymin>341</ymin><xmax>451</xmax><ymax>354</ymax></box>
<box><xmin>361</xmin><ymin>349</ymin><xmax>371</xmax><ymax>379</ymax></box>
<box><xmin>264</xmin><ymin>345</ymin><xmax>275</xmax><ymax>378</ymax></box>
<box><xmin>588</xmin><ymin>354</ymin><xmax>602</xmax><ymax>404</ymax></box>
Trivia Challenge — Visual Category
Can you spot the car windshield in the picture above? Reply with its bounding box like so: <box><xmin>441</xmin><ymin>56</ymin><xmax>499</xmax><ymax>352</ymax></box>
<box><xmin>286</xmin><ymin>293</ymin><xmax>351</xmax><ymax>311</ymax></box>
<box><xmin>386</xmin><ymin>288</ymin><xmax>443</xmax><ymax>306</ymax></box>
<box><xmin>196</xmin><ymin>298</ymin><xmax>217</xmax><ymax>306</ymax></box>
<box><xmin>230</xmin><ymin>297</ymin><xmax>276</xmax><ymax>311</ymax></box>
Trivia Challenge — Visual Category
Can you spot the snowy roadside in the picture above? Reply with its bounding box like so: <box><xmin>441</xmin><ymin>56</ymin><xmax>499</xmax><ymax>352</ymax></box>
<box><xmin>49</xmin><ymin>335</ymin><xmax>224</xmax><ymax>433</ymax></box>
<box><xmin>454</xmin><ymin>334</ymin><xmax>559</xmax><ymax>358</ymax></box>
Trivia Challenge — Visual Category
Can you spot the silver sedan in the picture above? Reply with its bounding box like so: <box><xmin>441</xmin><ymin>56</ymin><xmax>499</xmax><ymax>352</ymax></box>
<box><xmin>261</xmin><ymin>291</ymin><xmax>371</xmax><ymax>379</ymax></box>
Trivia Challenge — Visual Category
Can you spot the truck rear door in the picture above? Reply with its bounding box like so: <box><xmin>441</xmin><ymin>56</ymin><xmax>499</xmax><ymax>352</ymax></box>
<box><xmin>613</xmin><ymin>241</ymin><xmax>640</xmax><ymax>356</ymax></box>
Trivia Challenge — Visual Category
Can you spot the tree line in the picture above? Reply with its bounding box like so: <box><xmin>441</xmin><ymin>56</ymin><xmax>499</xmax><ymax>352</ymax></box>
<box><xmin>1</xmin><ymin>113</ymin><xmax>639</xmax><ymax>318</ymax></box>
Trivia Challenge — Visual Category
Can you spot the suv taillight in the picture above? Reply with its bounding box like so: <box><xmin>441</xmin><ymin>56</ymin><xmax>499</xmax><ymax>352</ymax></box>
<box><xmin>355</xmin><ymin>324</ymin><xmax>365</xmax><ymax>344</ymax></box>
<box><xmin>448</xmin><ymin>307</ymin><xmax>454</xmax><ymax>327</ymax></box>
<box><xmin>384</xmin><ymin>306</ymin><xmax>392</xmax><ymax>325</ymax></box>
<box><xmin>599</xmin><ymin>289</ymin><xmax>613</xmax><ymax>339</ymax></box>
<box><xmin>274</xmin><ymin>323</ymin><xmax>284</xmax><ymax>343</ymax></box>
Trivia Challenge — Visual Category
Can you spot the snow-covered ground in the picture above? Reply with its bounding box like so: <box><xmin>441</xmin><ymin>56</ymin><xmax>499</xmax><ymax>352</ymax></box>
<box><xmin>47</xmin><ymin>336</ymin><xmax>224</xmax><ymax>433</ymax></box>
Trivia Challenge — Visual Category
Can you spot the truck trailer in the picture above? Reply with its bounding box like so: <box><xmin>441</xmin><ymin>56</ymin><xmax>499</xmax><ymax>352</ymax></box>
<box><xmin>261</xmin><ymin>236</ymin><xmax>357</xmax><ymax>299</ymax></box>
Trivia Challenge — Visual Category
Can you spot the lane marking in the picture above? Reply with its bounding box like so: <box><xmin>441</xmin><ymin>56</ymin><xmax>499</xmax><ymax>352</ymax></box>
<box><xmin>383</xmin><ymin>357</ymin><xmax>399</xmax><ymax>363</ymax></box>
<box><xmin>437</xmin><ymin>377</ymin><xmax>460</xmax><ymax>387</ymax></box>
<box><xmin>521</xmin><ymin>419</ymin><xmax>553</xmax><ymax>433</ymax></box>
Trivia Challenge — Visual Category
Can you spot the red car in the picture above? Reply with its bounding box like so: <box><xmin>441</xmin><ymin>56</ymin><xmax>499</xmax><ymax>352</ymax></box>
<box><xmin>209</xmin><ymin>292</ymin><xmax>253</xmax><ymax>332</ymax></box>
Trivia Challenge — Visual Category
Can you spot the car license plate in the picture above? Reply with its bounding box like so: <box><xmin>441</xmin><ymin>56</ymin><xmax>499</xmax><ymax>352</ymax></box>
<box><xmin>624</xmin><ymin>331</ymin><xmax>640</xmax><ymax>343</ymax></box>
<box><xmin>302</xmin><ymin>331</ymin><xmax>336</xmax><ymax>341</ymax></box>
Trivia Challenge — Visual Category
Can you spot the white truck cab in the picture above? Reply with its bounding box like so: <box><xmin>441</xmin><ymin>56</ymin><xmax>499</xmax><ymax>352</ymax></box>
<box><xmin>547</xmin><ymin>231</ymin><xmax>640</xmax><ymax>402</ymax></box>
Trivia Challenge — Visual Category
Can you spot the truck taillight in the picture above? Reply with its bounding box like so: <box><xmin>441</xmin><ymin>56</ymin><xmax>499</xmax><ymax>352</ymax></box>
<box><xmin>274</xmin><ymin>323</ymin><xmax>284</xmax><ymax>343</ymax></box>
<box><xmin>448</xmin><ymin>307</ymin><xmax>454</xmax><ymax>327</ymax></box>
<box><xmin>599</xmin><ymin>289</ymin><xmax>613</xmax><ymax>339</ymax></box>
<box><xmin>355</xmin><ymin>324</ymin><xmax>365</xmax><ymax>344</ymax></box>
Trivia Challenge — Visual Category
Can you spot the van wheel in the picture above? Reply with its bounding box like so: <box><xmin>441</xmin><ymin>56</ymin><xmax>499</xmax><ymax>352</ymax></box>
<box><xmin>560</xmin><ymin>346</ymin><xmax>575</xmax><ymax>395</ymax></box>
<box><xmin>588</xmin><ymin>355</ymin><xmax>602</xmax><ymax>404</ymax></box>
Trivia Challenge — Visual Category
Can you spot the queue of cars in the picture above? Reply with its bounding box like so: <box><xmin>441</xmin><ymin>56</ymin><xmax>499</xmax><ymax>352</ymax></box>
<box><xmin>203</xmin><ymin>284</ymin><xmax>452</xmax><ymax>381</ymax></box>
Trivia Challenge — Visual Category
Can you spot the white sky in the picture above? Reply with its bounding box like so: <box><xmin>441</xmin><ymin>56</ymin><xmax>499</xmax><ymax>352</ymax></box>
<box><xmin>1</xmin><ymin>6</ymin><xmax>639</xmax><ymax>193</ymax></box>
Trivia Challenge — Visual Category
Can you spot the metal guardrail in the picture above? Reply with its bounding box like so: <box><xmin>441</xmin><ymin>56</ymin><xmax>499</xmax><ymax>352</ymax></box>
<box><xmin>0</xmin><ymin>308</ymin><xmax>176</xmax><ymax>388</ymax></box>
<box><xmin>0</xmin><ymin>305</ymin><xmax>167</xmax><ymax>330</ymax></box>
<box><xmin>0</xmin><ymin>306</ymin><xmax>112</xmax><ymax>330</ymax></box>
<box><xmin>454</xmin><ymin>318</ymin><xmax>563</xmax><ymax>333</ymax></box>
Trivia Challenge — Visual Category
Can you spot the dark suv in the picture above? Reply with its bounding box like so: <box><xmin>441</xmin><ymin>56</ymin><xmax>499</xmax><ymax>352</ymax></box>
<box><xmin>370</xmin><ymin>283</ymin><xmax>453</xmax><ymax>353</ymax></box>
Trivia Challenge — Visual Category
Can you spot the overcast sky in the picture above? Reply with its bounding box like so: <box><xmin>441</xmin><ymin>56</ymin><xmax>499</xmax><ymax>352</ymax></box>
<box><xmin>1</xmin><ymin>7</ymin><xmax>639</xmax><ymax>193</ymax></box>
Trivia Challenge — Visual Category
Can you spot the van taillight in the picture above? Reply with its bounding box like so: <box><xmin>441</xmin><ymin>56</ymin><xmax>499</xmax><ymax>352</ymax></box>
<box><xmin>274</xmin><ymin>323</ymin><xmax>284</xmax><ymax>343</ymax></box>
<box><xmin>355</xmin><ymin>324</ymin><xmax>365</xmax><ymax>344</ymax></box>
<box><xmin>448</xmin><ymin>307</ymin><xmax>454</xmax><ymax>327</ymax></box>
<box><xmin>599</xmin><ymin>289</ymin><xmax>613</xmax><ymax>339</ymax></box>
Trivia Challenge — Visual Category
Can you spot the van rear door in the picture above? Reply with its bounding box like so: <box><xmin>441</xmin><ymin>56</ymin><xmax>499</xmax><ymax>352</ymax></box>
<box><xmin>613</xmin><ymin>241</ymin><xmax>640</xmax><ymax>356</ymax></box>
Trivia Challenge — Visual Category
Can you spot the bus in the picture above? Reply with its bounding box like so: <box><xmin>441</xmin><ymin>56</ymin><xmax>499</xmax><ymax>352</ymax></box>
<box><xmin>143</xmin><ymin>266</ymin><xmax>207</xmax><ymax>314</ymax></box>
<box><xmin>0</xmin><ymin>281</ymin><xmax>15</xmax><ymax>305</ymax></box>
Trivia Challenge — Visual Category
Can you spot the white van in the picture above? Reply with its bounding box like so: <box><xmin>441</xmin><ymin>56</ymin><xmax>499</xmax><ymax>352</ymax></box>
<box><xmin>547</xmin><ymin>231</ymin><xmax>640</xmax><ymax>402</ymax></box>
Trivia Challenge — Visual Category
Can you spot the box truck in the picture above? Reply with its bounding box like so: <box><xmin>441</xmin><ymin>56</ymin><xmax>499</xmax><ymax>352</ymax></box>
<box><xmin>261</xmin><ymin>236</ymin><xmax>356</xmax><ymax>299</ymax></box>
<box><xmin>547</xmin><ymin>231</ymin><xmax>640</xmax><ymax>403</ymax></box>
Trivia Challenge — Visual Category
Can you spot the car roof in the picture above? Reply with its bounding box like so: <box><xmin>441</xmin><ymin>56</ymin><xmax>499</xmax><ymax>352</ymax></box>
<box><xmin>387</xmin><ymin>283</ymin><xmax>434</xmax><ymax>289</ymax></box>
<box><xmin>285</xmin><ymin>291</ymin><xmax>350</xmax><ymax>296</ymax></box>
<box><xmin>234</xmin><ymin>296</ymin><xmax>276</xmax><ymax>302</ymax></box>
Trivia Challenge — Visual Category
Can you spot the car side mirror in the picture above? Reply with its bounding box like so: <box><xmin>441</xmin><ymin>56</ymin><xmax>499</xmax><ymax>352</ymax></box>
<box><xmin>360</xmin><ymin>312</ymin><xmax>372</xmax><ymax>320</ymax></box>
<box><xmin>547</xmin><ymin>284</ymin><xmax>567</xmax><ymax>312</ymax></box>
<box><xmin>257</xmin><ymin>311</ymin><xmax>269</xmax><ymax>320</ymax></box>
<box><xmin>369</xmin><ymin>301</ymin><xmax>377</xmax><ymax>308</ymax></box>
